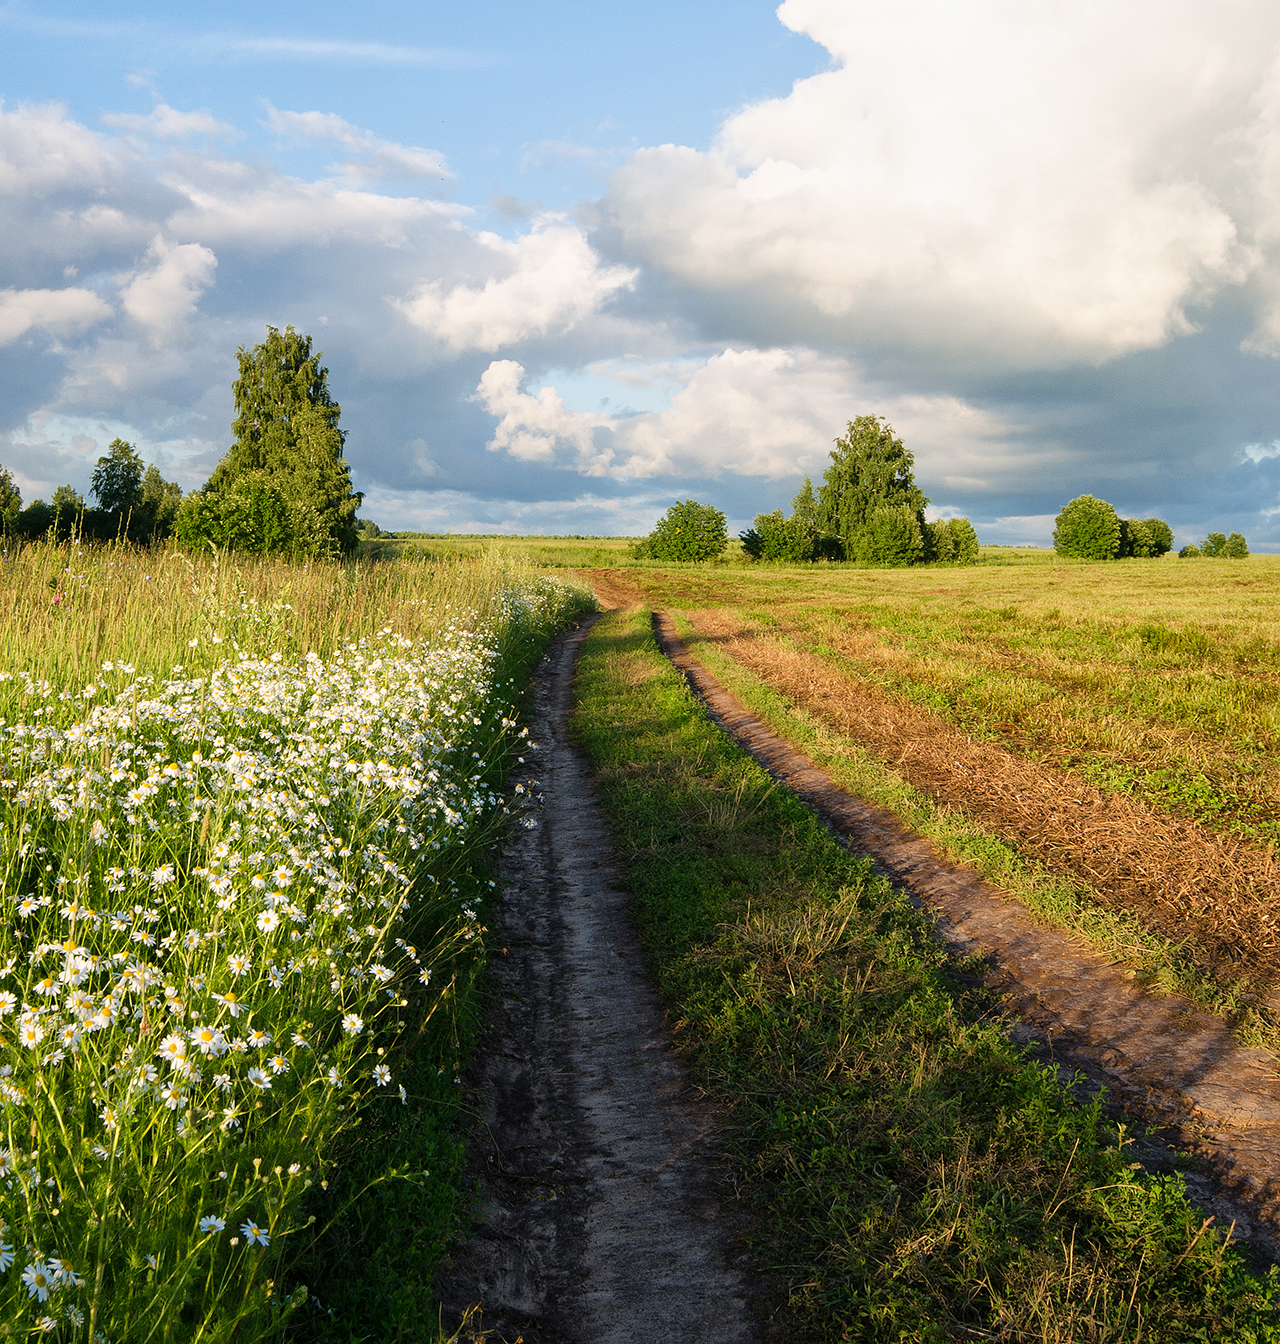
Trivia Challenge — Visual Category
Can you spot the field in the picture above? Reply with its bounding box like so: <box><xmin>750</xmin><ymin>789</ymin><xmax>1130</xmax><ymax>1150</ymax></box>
<box><xmin>572</xmin><ymin>603</ymin><xmax>1280</xmax><ymax>1341</ymax></box>
<box><xmin>583</xmin><ymin>552</ymin><xmax>1280</xmax><ymax>1028</ymax></box>
<box><xmin>0</xmin><ymin>538</ymin><xmax>591</xmax><ymax>1341</ymax></box>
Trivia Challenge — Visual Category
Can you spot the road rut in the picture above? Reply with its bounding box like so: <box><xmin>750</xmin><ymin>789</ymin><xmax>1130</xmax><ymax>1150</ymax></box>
<box><xmin>651</xmin><ymin>608</ymin><xmax>1280</xmax><ymax>1262</ymax></box>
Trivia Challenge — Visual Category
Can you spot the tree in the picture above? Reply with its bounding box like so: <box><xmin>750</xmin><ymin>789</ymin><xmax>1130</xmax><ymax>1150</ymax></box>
<box><xmin>642</xmin><ymin>499</ymin><xmax>727</xmax><ymax>561</ymax></box>
<box><xmin>178</xmin><ymin>326</ymin><xmax>362</xmax><ymax>558</ymax></box>
<box><xmin>50</xmin><ymin>484</ymin><xmax>84</xmax><ymax>514</ymax></box>
<box><xmin>1179</xmin><ymin>543</ymin><xmax>1202</xmax><ymax>558</ymax></box>
<box><xmin>90</xmin><ymin>439</ymin><xmax>145</xmax><ymax>518</ymax></box>
<box><xmin>1201</xmin><ymin>532</ymin><xmax>1226</xmax><ymax>557</ymax></box>
<box><xmin>926</xmin><ymin>517</ymin><xmax>979</xmax><ymax>564</ymax></box>
<box><xmin>1144</xmin><ymin>518</ymin><xmax>1174</xmax><ymax>555</ymax></box>
<box><xmin>1118</xmin><ymin>518</ymin><xmax>1154</xmax><ymax>558</ymax></box>
<box><xmin>139</xmin><ymin>464</ymin><xmax>183</xmax><ymax>540</ymax></box>
<box><xmin>863</xmin><ymin>503</ymin><xmax>925</xmax><ymax>566</ymax></box>
<box><xmin>0</xmin><ymin>465</ymin><xmax>20</xmax><ymax>535</ymax></box>
<box><xmin>1053</xmin><ymin>495</ymin><xmax>1121</xmax><ymax>560</ymax></box>
<box><xmin>1222</xmin><ymin>531</ymin><xmax>1250</xmax><ymax>558</ymax></box>
<box><xmin>741</xmin><ymin>510</ymin><xmax>817</xmax><ymax>562</ymax></box>
<box><xmin>817</xmin><ymin>416</ymin><xmax>929</xmax><ymax>565</ymax></box>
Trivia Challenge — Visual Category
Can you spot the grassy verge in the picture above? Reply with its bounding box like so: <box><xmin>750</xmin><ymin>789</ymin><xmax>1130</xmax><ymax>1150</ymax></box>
<box><xmin>667</xmin><ymin>611</ymin><xmax>1280</xmax><ymax>1055</ymax></box>
<box><xmin>572</xmin><ymin>605</ymin><xmax>1280</xmax><ymax>1342</ymax></box>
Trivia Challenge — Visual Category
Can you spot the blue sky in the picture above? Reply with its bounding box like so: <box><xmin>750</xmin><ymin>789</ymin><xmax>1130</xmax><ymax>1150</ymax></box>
<box><xmin>4</xmin><ymin>0</ymin><xmax>1280</xmax><ymax>547</ymax></box>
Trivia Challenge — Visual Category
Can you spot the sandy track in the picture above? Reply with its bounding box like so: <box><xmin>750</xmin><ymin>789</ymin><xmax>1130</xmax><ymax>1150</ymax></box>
<box><xmin>650</xmin><ymin>609</ymin><xmax>1280</xmax><ymax>1261</ymax></box>
<box><xmin>436</xmin><ymin>617</ymin><xmax>760</xmax><ymax>1343</ymax></box>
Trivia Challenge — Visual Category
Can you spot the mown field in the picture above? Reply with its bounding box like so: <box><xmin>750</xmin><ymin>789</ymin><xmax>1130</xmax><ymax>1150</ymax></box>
<box><xmin>584</xmin><ymin>551</ymin><xmax>1280</xmax><ymax>1036</ymax></box>
<box><xmin>572</xmin><ymin>603</ymin><xmax>1280</xmax><ymax>1342</ymax></box>
<box><xmin>0</xmin><ymin>537</ymin><xmax>592</xmax><ymax>1341</ymax></box>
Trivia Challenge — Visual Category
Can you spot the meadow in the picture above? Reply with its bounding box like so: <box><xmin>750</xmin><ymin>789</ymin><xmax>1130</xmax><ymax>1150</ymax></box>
<box><xmin>0</xmin><ymin>537</ymin><xmax>592</xmax><ymax>1341</ymax></box>
<box><xmin>584</xmin><ymin>550</ymin><xmax>1280</xmax><ymax>1038</ymax></box>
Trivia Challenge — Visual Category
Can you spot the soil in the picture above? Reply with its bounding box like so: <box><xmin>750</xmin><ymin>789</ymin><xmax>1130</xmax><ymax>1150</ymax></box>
<box><xmin>435</xmin><ymin>617</ymin><xmax>762</xmax><ymax>1344</ymax></box>
<box><xmin>651</xmin><ymin>609</ymin><xmax>1280</xmax><ymax>1263</ymax></box>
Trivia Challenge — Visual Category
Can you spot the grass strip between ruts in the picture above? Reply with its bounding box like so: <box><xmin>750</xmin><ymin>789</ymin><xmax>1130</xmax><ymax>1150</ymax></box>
<box><xmin>665</xmin><ymin>609</ymin><xmax>1280</xmax><ymax>1057</ymax></box>
<box><xmin>572</xmin><ymin>605</ymin><xmax>1280</xmax><ymax>1343</ymax></box>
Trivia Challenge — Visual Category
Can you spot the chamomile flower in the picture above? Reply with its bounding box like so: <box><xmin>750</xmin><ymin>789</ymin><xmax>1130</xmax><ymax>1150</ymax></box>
<box><xmin>247</xmin><ymin>1068</ymin><xmax>271</xmax><ymax>1092</ymax></box>
<box><xmin>240</xmin><ymin>1221</ymin><xmax>269</xmax><ymax>1247</ymax></box>
<box><xmin>372</xmin><ymin>1064</ymin><xmax>391</xmax><ymax>1086</ymax></box>
<box><xmin>198</xmin><ymin>1216</ymin><xmax>226</xmax><ymax>1234</ymax></box>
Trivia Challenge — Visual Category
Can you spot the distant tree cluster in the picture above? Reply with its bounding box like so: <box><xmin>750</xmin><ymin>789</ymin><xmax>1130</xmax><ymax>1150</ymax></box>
<box><xmin>1179</xmin><ymin>531</ymin><xmax>1249</xmax><ymax>558</ymax></box>
<box><xmin>0</xmin><ymin>440</ymin><xmax>182</xmax><ymax>544</ymax></box>
<box><xmin>1052</xmin><ymin>496</ymin><xmax>1175</xmax><ymax>560</ymax></box>
<box><xmin>741</xmin><ymin>415</ymin><xmax>979</xmax><ymax>567</ymax></box>
<box><xmin>637</xmin><ymin>416</ymin><xmax>980</xmax><ymax>568</ymax></box>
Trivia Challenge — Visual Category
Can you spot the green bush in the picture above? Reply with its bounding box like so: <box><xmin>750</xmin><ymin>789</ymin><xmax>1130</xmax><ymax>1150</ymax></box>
<box><xmin>174</xmin><ymin>473</ymin><xmax>297</xmax><ymax>555</ymax></box>
<box><xmin>741</xmin><ymin>510</ymin><xmax>818</xmax><ymax>562</ymax></box>
<box><xmin>1202</xmin><ymin>532</ymin><xmax>1226</xmax><ymax>557</ymax></box>
<box><xmin>644</xmin><ymin>499</ymin><xmax>728</xmax><ymax>561</ymax></box>
<box><xmin>1179</xmin><ymin>543</ymin><xmax>1202</xmax><ymax>558</ymax></box>
<box><xmin>859</xmin><ymin>503</ymin><xmax>925</xmax><ymax>566</ymax></box>
<box><xmin>927</xmin><ymin>516</ymin><xmax>979</xmax><ymax>564</ymax></box>
<box><xmin>1053</xmin><ymin>495</ymin><xmax>1121</xmax><ymax>560</ymax></box>
<box><xmin>1144</xmin><ymin>518</ymin><xmax>1174</xmax><ymax>555</ymax></box>
<box><xmin>1223</xmin><ymin>531</ymin><xmax>1250</xmax><ymax>558</ymax></box>
<box><xmin>1118</xmin><ymin>518</ymin><xmax>1154</xmax><ymax>557</ymax></box>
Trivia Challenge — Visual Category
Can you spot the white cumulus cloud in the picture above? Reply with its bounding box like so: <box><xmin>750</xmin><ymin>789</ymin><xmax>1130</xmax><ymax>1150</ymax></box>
<box><xmin>0</xmin><ymin>286</ymin><xmax>111</xmax><ymax>345</ymax></box>
<box><xmin>118</xmin><ymin>236</ymin><xmax>217</xmax><ymax>340</ymax></box>
<box><xmin>474</xmin><ymin>348</ymin><xmax>1026</xmax><ymax>492</ymax></box>
<box><xmin>602</xmin><ymin>0</ymin><xmax>1280</xmax><ymax>368</ymax></box>
<box><xmin>397</xmin><ymin>217</ymin><xmax>636</xmax><ymax>351</ymax></box>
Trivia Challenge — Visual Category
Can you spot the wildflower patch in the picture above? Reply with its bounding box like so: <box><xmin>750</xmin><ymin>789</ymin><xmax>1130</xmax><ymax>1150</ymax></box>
<box><xmin>0</xmin><ymin>576</ymin><xmax>586</xmax><ymax>1341</ymax></box>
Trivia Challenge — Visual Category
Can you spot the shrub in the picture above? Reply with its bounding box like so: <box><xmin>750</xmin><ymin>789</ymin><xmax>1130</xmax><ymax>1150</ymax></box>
<box><xmin>1202</xmin><ymin>532</ymin><xmax>1226</xmax><ymax>557</ymax></box>
<box><xmin>926</xmin><ymin>519</ymin><xmax>955</xmax><ymax>562</ymax></box>
<box><xmin>860</xmin><ymin>503</ymin><xmax>925</xmax><ymax>566</ymax></box>
<box><xmin>1119</xmin><ymin>518</ymin><xmax>1155</xmax><ymax>557</ymax></box>
<box><xmin>1223</xmin><ymin>531</ymin><xmax>1250</xmax><ymax>558</ymax></box>
<box><xmin>741</xmin><ymin>510</ymin><xmax>818</xmax><ymax>562</ymax></box>
<box><xmin>1179</xmin><ymin>543</ymin><xmax>1202</xmax><ymax>558</ymax></box>
<box><xmin>1144</xmin><ymin>518</ymin><xmax>1174</xmax><ymax>555</ymax></box>
<box><xmin>1053</xmin><ymin>495</ymin><xmax>1121</xmax><ymax>560</ymax></box>
<box><xmin>644</xmin><ymin>499</ymin><xmax>728</xmax><ymax>561</ymax></box>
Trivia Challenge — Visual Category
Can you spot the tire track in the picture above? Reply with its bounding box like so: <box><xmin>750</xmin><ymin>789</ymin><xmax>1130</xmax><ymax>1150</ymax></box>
<box><xmin>436</xmin><ymin>617</ymin><xmax>761</xmax><ymax>1343</ymax></box>
<box><xmin>651</xmin><ymin>608</ymin><xmax>1280</xmax><ymax>1261</ymax></box>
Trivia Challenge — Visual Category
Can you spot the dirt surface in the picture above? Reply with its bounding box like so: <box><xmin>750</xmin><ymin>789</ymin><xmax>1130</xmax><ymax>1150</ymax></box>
<box><xmin>678</xmin><ymin>606</ymin><xmax>1280</xmax><ymax>983</ymax></box>
<box><xmin>651</xmin><ymin>609</ymin><xmax>1280</xmax><ymax>1261</ymax></box>
<box><xmin>435</xmin><ymin>617</ymin><xmax>761</xmax><ymax>1344</ymax></box>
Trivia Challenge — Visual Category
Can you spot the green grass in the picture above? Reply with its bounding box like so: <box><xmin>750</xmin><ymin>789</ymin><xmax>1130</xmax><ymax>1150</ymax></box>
<box><xmin>599</xmin><ymin>554</ymin><xmax>1280</xmax><ymax>847</ymax></box>
<box><xmin>665</xmin><ymin>611</ymin><xmax>1280</xmax><ymax>1055</ymax></box>
<box><xmin>572</xmin><ymin>605</ymin><xmax>1280</xmax><ymax>1343</ymax></box>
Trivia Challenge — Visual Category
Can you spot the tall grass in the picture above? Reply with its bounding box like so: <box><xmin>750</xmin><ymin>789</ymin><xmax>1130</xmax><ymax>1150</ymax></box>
<box><xmin>0</xmin><ymin>538</ymin><xmax>592</xmax><ymax>1341</ymax></box>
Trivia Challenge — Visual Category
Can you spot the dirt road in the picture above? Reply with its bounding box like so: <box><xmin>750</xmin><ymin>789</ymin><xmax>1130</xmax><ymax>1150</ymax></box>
<box><xmin>436</xmin><ymin>617</ymin><xmax>760</xmax><ymax>1343</ymax></box>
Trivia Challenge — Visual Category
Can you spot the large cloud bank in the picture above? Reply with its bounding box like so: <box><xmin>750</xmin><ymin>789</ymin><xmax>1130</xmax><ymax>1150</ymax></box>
<box><xmin>8</xmin><ymin>1</ymin><xmax>1280</xmax><ymax>542</ymax></box>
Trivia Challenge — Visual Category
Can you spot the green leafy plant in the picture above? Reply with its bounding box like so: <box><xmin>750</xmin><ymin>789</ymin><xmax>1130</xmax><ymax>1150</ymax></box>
<box><xmin>817</xmin><ymin>415</ymin><xmax>929</xmax><ymax>565</ymax></box>
<box><xmin>1223</xmin><ymin>531</ymin><xmax>1250</xmax><ymax>558</ymax></box>
<box><xmin>1144</xmin><ymin>518</ymin><xmax>1174</xmax><ymax>555</ymax></box>
<box><xmin>1053</xmin><ymin>495</ymin><xmax>1121</xmax><ymax>560</ymax></box>
<box><xmin>643</xmin><ymin>499</ymin><xmax>728</xmax><ymax>561</ymax></box>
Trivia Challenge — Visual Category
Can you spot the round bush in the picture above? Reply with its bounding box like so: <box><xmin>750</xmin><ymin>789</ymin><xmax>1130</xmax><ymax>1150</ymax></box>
<box><xmin>645</xmin><ymin>499</ymin><xmax>728</xmax><ymax>561</ymax></box>
<box><xmin>1053</xmin><ymin>495</ymin><xmax>1121</xmax><ymax>560</ymax></box>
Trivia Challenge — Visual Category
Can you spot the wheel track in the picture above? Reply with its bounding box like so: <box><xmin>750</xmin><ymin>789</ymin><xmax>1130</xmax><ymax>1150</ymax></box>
<box><xmin>650</xmin><ymin>608</ymin><xmax>1280</xmax><ymax>1262</ymax></box>
<box><xmin>436</xmin><ymin>616</ymin><xmax>761</xmax><ymax>1343</ymax></box>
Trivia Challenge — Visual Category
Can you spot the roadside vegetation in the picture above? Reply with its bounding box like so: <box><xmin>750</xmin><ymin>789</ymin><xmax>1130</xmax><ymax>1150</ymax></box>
<box><xmin>573</xmin><ymin>604</ymin><xmax>1280</xmax><ymax>1341</ymax></box>
<box><xmin>0</xmin><ymin>536</ymin><xmax>590</xmax><ymax>1341</ymax></box>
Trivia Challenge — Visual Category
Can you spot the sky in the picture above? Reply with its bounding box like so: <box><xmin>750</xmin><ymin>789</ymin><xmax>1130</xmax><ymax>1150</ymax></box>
<box><xmin>4</xmin><ymin>1</ymin><xmax>1280</xmax><ymax>548</ymax></box>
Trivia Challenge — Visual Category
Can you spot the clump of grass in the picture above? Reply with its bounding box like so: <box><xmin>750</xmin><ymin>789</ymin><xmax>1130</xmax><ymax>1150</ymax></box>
<box><xmin>572</xmin><ymin>606</ymin><xmax>1280</xmax><ymax>1342</ymax></box>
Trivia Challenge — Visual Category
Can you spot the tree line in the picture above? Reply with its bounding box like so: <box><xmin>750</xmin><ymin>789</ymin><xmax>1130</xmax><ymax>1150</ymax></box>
<box><xmin>638</xmin><ymin>415</ymin><xmax>980</xmax><ymax>565</ymax></box>
<box><xmin>0</xmin><ymin>326</ymin><xmax>363</xmax><ymax>560</ymax></box>
<box><xmin>1052</xmin><ymin>495</ymin><xmax>1248</xmax><ymax>560</ymax></box>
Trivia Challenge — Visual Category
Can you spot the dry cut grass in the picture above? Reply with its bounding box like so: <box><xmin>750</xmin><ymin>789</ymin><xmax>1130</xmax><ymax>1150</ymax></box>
<box><xmin>681</xmin><ymin>607</ymin><xmax>1280</xmax><ymax>985</ymax></box>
